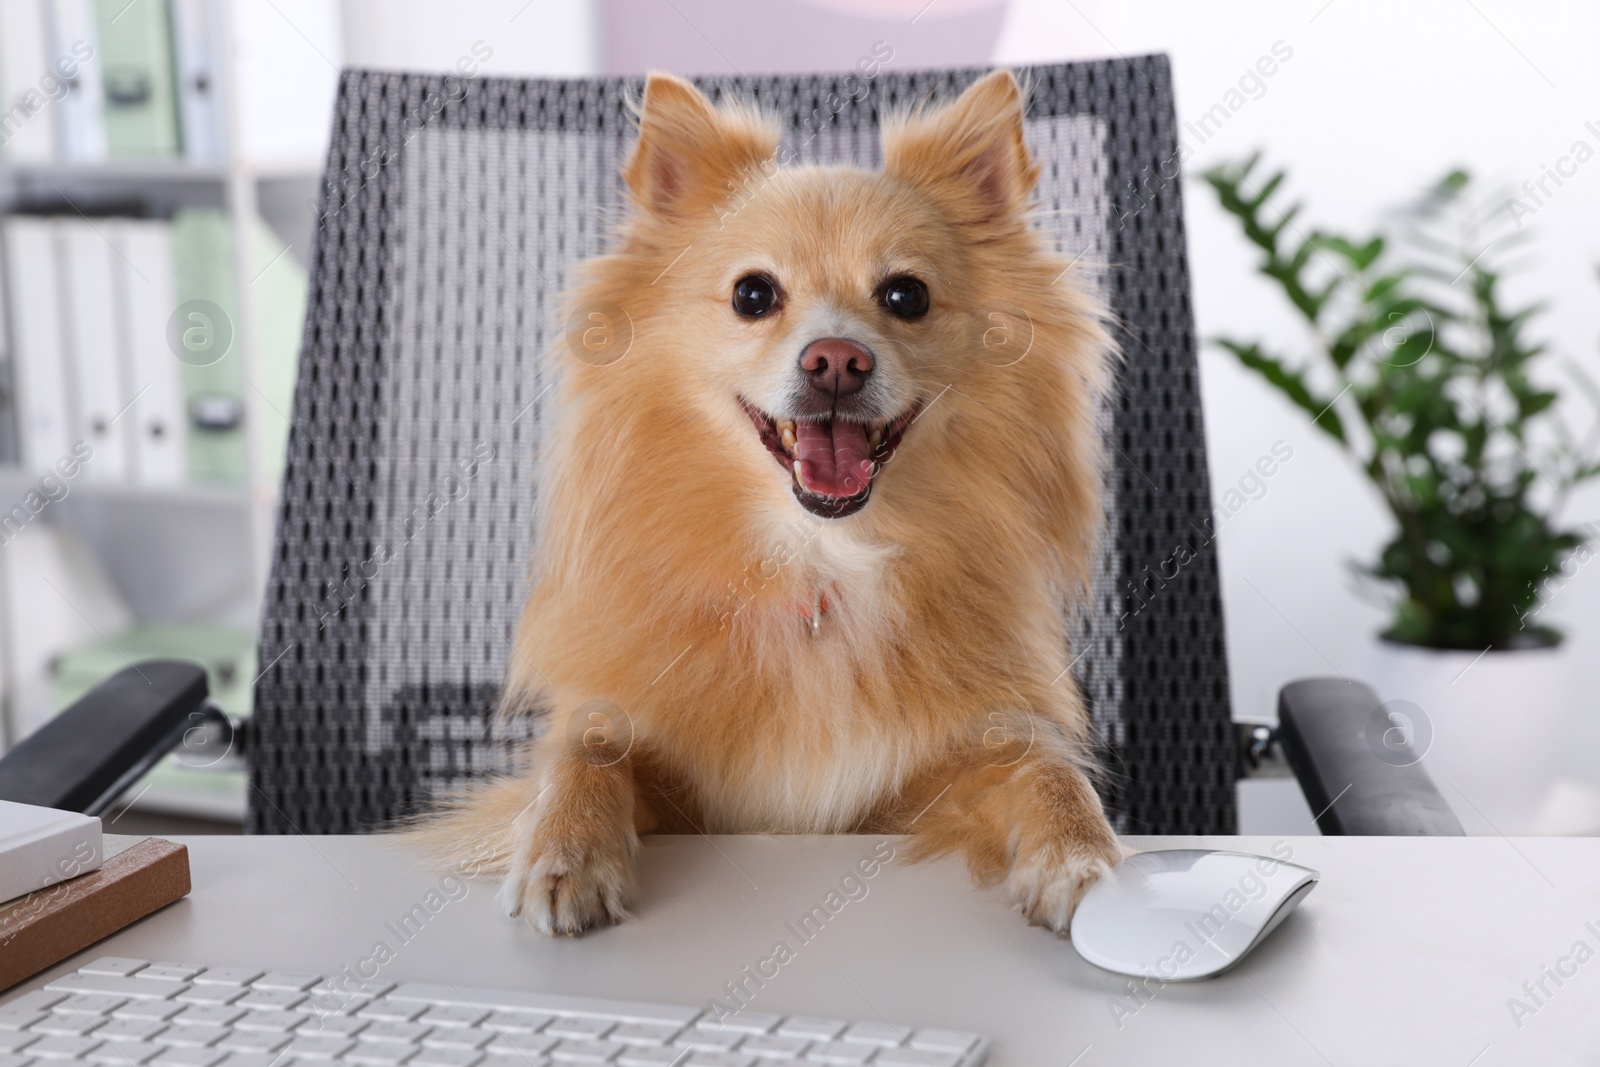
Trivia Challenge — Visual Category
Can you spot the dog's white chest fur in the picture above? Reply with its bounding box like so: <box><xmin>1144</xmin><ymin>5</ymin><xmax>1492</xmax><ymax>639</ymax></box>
<box><xmin>695</xmin><ymin>519</ymin><xmax>916</xmax><ymax>832</ymax></box>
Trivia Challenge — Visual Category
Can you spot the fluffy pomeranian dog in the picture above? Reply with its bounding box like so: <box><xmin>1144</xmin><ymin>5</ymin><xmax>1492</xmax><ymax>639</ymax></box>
<box><xmin>416</xmin><ymin>69</ymin><xmax>1121</xmax><ymax>935</ymax></box>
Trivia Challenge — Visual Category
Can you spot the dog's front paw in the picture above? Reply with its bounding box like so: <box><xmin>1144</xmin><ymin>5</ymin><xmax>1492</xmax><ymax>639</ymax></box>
<box><xmin>495</xmin><ymin>831</ymin><xmax>639</xmax><ymax>936</ymax></box>
<box><xmin>1005</xmin><ymin>835</ymin><xmax>1121</xmax><ymax>934</ymax></box>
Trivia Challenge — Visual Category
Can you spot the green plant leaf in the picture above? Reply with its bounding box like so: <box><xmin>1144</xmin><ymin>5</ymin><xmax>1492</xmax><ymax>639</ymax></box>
<box><xmin>1215</xmin><ymin>339</ymin><xmax>1347</xmax><ymax>443</ymax></box>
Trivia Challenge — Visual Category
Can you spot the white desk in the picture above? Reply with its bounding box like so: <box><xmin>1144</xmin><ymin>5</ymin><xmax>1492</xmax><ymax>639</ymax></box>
<box><xmin>8</xmin><ymin>835</ymin><xmax>1600</xmax><ymax>1065</ymax></box>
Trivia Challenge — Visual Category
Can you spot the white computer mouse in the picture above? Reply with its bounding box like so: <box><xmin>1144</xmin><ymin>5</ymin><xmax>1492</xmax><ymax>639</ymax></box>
<box><xmin>1069</xmin><ymin>849</ymin><xmax>1319</xmax><ymax>981</ymax></box>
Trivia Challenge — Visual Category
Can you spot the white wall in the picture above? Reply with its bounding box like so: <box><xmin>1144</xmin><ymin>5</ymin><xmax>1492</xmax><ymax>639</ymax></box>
<box><xmin>999</xmin><ymin>0</ymin><xmax>1600</xmax><ymax>720</ymax></box>
<box><xmin>339</xmin><ymin>0</ymin><xmax>598</xmax><ymax>77</ymax></box>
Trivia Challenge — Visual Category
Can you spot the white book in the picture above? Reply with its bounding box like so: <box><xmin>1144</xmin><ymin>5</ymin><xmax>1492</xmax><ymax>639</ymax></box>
<box><xmin>44</xmin><ymin>0</ymin><xmax>106</xmax><ymax>160</ymax></box>
<box><xmin>3</xmin><ymin>218</ymin><xmax>73</xmax><ymax>470</ymax></box>
<box><xmin>0</xmin><ymin>0</ymin><xmax>59</xmax><ymax>161</ymax></box>
<box><xmin>112</xmin><ymin>219</ymin><xmax>187</xmax><ymax>485</ymax></box>
<box><xmin>60</xmin><ymin>221</ymin><xmax>132</xmax><ymax>482</ymax></box>
<box><xmin>0</xmin><ymin>800</ymin><xmax>103</xmax><ymax>905</ymax></box>
<box><xmin>170</xmin><ymin>0</ymin><xmax>224</xmax><ymax>161</ymax></box>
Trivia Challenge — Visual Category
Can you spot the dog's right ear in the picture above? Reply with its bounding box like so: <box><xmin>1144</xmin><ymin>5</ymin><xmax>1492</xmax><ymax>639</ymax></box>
<box><xmin>624</xmin><ymin>74</ymin><xmax>779</xmax><ymax>218</ymax></box>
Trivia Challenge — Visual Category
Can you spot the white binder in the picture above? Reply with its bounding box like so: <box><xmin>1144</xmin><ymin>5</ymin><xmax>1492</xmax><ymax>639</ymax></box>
<box><xmin>170</xmin><ymin>0</ymin><xmax>224</xmax><ymax>161</ymax></box>
<box><xmin>0</xmin><ymin>0</ymin><xmax>58</xmax><ymax>161</ymax></box>
<box><xmin>112</xmin><ymin>219</ymin><xmax>187</xmax><ymax>485</ymax></box>
<box><xmin>44</xmin><ymin>0</ymin><xmax>107</xmax><ymax>161</ymax></box>
<box><xmin>2</xmin><ymin>218</ymin><xmax>73</xmax><ymax>470</ymax></box>
<box><xmin>60</xmin><ymin>221</ymin><xmax>131</xmax><ymax>482</ymax></box>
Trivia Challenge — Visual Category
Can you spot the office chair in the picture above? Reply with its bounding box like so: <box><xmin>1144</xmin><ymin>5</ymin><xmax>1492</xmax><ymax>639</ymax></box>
<box><xmin>0</xmin><ymin>58</ymin><xmax>1462</xmax><ymax>838</ymax></box>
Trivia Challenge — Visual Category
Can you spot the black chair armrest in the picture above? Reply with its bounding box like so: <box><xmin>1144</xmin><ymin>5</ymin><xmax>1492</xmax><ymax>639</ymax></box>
<box><xmin>1277</xmin><ymin>677</ymin><xmax>1463</xmax><ymax>836</ymax></box>
<box><xmin>0</xmin><ymin>660</ymin><xmax>211</xmax><ymax>815</ymax></box>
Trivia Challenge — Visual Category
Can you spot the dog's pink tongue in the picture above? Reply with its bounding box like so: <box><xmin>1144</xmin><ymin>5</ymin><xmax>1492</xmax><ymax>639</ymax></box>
<box><xmin>795</xmin><ymin>419</ymin><xmax>874</xmax><ymax>497</ymax></box>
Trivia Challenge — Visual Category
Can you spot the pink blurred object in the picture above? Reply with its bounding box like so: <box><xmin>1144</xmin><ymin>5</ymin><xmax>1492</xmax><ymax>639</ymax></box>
<box><xmin>599</xmin><ymin>0</ymin><xmax>1009</xmax><ymax>75</ymax></box>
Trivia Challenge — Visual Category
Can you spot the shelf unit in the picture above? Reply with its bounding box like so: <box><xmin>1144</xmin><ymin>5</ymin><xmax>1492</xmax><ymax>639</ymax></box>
<box><xmin>0</xmin><ymin>0</ymin><xmax>338</xmax><ymax>824</ymax></box>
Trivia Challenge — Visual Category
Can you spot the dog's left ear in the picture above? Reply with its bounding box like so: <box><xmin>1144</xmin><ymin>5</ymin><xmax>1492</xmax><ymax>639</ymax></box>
<box><xmin>624</xmin><ymin>73</ymin><xmax>780</xmax><ymax>218</ymax></box>
<box><xmin>882</xmin><ymin>70</ymin><xmax>1038</xmax><ymax>225</ymax></box>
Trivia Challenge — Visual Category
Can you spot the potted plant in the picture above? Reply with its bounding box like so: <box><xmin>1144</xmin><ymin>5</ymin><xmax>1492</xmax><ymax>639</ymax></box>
<box><xmin>1202</xmin><ymin>157</ymin><xmax>1600</xmax><ymax>833</ymax></box>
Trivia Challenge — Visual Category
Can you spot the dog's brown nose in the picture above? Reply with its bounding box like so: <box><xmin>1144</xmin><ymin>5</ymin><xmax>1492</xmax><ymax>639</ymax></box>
<box><xmin>799</xmin><ymin>338</ymin><xmax>875</xmax><ymax>397</ymax></box>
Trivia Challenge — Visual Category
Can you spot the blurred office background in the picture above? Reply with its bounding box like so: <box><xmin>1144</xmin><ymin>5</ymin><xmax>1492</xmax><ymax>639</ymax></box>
<box><xmin>0</xmin><ymin>0</ymin><xmax>1596</xmax><ymax>835</ymax></box>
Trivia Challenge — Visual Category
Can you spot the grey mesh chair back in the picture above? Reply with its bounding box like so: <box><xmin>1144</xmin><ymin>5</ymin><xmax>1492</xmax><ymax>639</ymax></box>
<box><xmin>249</xmin><ymin>59</ymin><xmax>1236</xmax><ymax>836</ymax></box>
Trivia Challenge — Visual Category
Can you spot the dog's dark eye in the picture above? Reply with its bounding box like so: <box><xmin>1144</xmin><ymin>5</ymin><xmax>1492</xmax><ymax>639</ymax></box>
<box><xmin>732</xmin><ymin>274</ymin><xmax>779</xmax><ymax>318</ymax></box>
<box><xmin>880</xmin><ymin>276</ymin><xmax>929</xmax><ymax>320</ymax></box>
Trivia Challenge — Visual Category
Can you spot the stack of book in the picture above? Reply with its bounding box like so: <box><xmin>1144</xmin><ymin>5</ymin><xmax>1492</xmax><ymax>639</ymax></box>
<box><xmin>0</xmin><ymin>208</ymin><xmax>305</xmax><ymax>487</ymax></box>
<box><xmin>0</xmin><ymin>801</ymin><xmax>190</xmax><ymax>991</ymax></box>
<box><xmin>0</xmin><ymin>0</ymin><xmax>225</xmax><ymax>164</ymax></box>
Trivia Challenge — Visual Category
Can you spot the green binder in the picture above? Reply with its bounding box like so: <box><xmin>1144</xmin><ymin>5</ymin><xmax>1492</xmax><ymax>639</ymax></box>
<box><xmin>171</xmin><ymin>208</ymin><xmax>304</xmax><ymax>487</ymax></box>
<box><xmin>95</xmin><ymin>0</ymin><xmax>181</xmax><ymax>156</ymax></box>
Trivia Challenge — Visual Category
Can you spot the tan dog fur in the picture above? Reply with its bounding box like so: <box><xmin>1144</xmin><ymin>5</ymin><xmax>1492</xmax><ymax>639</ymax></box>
<box><xmin>413</xmin><ymin>69</ymin><xmax>1122</xmax><ymax>936</ymax></box>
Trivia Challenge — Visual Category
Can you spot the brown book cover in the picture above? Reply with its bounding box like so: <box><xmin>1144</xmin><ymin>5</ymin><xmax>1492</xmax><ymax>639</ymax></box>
<box><xmin>0</xmin><ymin>835</ymin><xmax>191</xmax><ymax>992</ymax></box>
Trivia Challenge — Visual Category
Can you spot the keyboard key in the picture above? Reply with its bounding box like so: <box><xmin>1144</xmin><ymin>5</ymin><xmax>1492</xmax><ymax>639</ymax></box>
<box><xmin>739</xmin><ymin>1034</ymin><xmax>809</xmax><ymax>1059</ymax></box>
<box><xmin>82</xmin><ymin>959</ymin><xmax>149</xmax><ymax>978</ymax></box>
<box><xmin>800</xmin><ymin>1042</ymin><xmax>872</xmax><ymax>1065</ymax></box>
<box><xmin>873</xmin><ymin>1051</ymin><xmax>960</xmax><ymax>1067</ymax></box>
<box><xmin>345</xmin><ymin>1042</ymin><xmax>418</xmax><ymax>1065</ymax></box>
<box><xmin>86</xmin><ymin>1041</ymin><xmax>165</xmax><ymax>1064</ymax></box>
<box><xmin>305</xmin><ymin>1016</ymin><xmax>367</xmax><ymax>1038</ymax></box>
<box><xmin>415</xmin><ymin>1008</ymin><xmax>485</xmax><ymax>1030</ymax></box>
<box><xmin>233</xmin><ymin>991</ymin><xmax>305</xmax><ymax>1013</ymax></box>
<box><xmin>682</xmin><ymin>1054</ymin><xmax>754</xmax><ymax>1067</ymax></box>
<box><xmin>360</xmin><ymin>1023</ymin><xmax>430</xmax><ymax>1044</ymax></box>
<box><xmin>144</xmin><ymin>966</ymin><xmax>201</xmax><ymax>982</ymax></box>
<box><xmin>699</xmin><ymin>1013</ymin><xmax>779</xmax><ymax>1036</ymax></box>
<box><xmin>775</xmin><ymin>1020</ymin><xmax>843</xmax><ymax>1042</ymax></box>
<box><xmin>149</xmin><ymin>1048</ymin><xmax>225</xmax><ymax>1067</ymax></box>
<box><xmin>312</xmin><ymin>981</ymin><xmax>392</xmax><ymax>1001</ymax></box>
<box><xmin>548</xmin><ymin>1041</ymin><xmax>623</xmax><ymax>1064</ymax></box>
<box><xmin>176</xmin><ymin>989</ymin><xmax>246</xmax><ymax>1008</ymax></box>
<box><xmin>616</xmin><ymin>1051</ymin><xmax>687</xmax><ymax>1067</ymax></box>
<box><xmin>232</xmin><ymin>1012</ymin><xmax>306</xmax><ymax>1032</ymax></box>
<box><xmin>26</xmin><ymin>1035</ymin><xmax>102</xmax><ymax>1059</ymax></box>
<box><xmin>48</xmin><ymin>975</ymin><xmax>188</xmax><ymax>1001</ymax></box>
<box><xmin>359</xmin><ymin>1003</ymin><xmax>425</xmax><ymax>1024</ymax></box>
<box><xmin>0</xmin><ymin>1033</ymin><xmax>37</xmax><ymax>1053</ymax></box>
<box><xmin>283</xmin><ymin>1034</ymin><xmax>357</xmax><ymax>1059</ymax></box>
<box><xmin>409</xmin><ymin>1050</ymin><xmax>483</xmax><ymax>1067</ymax></box>
<box><xmin>305</xmin><ymin>993</ymin><xmax>373</xmax><ymax>1018</ymax></box>
<box><xmin>53</xmin><ymin>995</ymin><xmax>126</xmax><ymax>1017</ymax></box>
<box><xmin>543</xmin><ymin>1019</ymin><xmax>611</xmax><ymax>1041</ymax></box>
<box><xmin>0</xmin><ymin>1012</ymin><xmax>42</xmax><ymax>1031</ymax></box>
<box><xmin>171</xmin><ymin>1006</ymin><xmax>247</xmax><ymax>1028</ymax></box>
<box><xmin>839</xmin><ymin>1022</ymin><xmax>903</xmax><ymax>1048</ymax></box>
<box><xmin>93</xmin><ymin>1019</ymin><xmax>168</xmax><ymax>1042</ymax></box>
<box><xmin>191</xmin><ymin>971</ymin><xmax>262</xmax><ymax>988</ymax></box>
<box><xmin>480</xmin><ymin>1012</ymin><xmax>551</xmax><ymax>1034</ymax></box>
<box><xmin>216</xmin><ymin>1031</ymin><xmax>290</xmax><ymax>1054</ymax></box>
<box><xmin>479</xmin><ymin>1058</ymin><xmax>550</xmax><ymax>1067</ymax></box>
<box><xmin>251</xmin><ymin>975</ymin><xmax>320</xmax><ymax>993</ymax></box>
<box><xmin>609</xmin><ymin>1023</ymin><xmax>679</xmax><ymax>1047</ymax></box>
<box><xmin>0</xmin><ymin>1053</ymin><xmax>34</xmax><ymax>1067</ymax></box>
<box><xmin>422</xmin><ymin>1029</ymin><xmax>491</xmax><ymax>1051</ymax></box>
<box><xmin>32</xmin><ymin>1017</ymin><xmax>99</xmax><ymax>1037</ymax></box>
<box><xmin>482</xmin><ymin>1033</ymin><xmax>557</xmax><ymax>1058</ymax></box>
<box><xmin>157</xmin><ymin>1026</ymin><xmax>230</xmax><ymax>1048</ymax></box>
<box><xmin>218</xmin><ymin>1056</ymin><xmax>289</xmax><ymax>1067</ymax></box>
<box><xmin>906</xmin><ymin>1030</ymin><xmax>978</xmax><ymax>1054</ymax></box>
<box><xmin>4</xmin><ymin>996</ymin><xmax>64</xmax><ymax>1015</ymax></box>
<box><xmin>675</xmin><ymin>1030</ymin><xmax>740</xmax><ymax>1052</ymax></box>
<box><xmin>114</xmin><ymin>1003</ymin><xmax>187</xmax><ymax>1022</ymax></box>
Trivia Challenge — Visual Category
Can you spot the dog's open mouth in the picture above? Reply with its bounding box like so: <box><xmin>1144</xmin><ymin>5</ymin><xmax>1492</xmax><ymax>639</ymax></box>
<box><xmin>739</xmin><ymin>398</ymin><xmax>919</xmax><ymax>518</ymax></box>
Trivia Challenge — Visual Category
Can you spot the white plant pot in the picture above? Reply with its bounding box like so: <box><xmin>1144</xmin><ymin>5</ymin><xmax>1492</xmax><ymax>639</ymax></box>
<box><xmin>1358</xmin><ymin>638</ymin><xmax>1573</xmax><ymax>835</ymax></box>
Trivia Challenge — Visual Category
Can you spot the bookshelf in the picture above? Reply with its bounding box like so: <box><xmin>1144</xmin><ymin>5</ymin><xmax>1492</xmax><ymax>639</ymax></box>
<box><xmin>0</xmin><ymin>0</ymin><xmax>340</xmax><ymax>824</ymax></box>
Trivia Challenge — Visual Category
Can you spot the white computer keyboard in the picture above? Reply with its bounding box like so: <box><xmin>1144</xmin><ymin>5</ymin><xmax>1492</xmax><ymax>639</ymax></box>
<box><xmin>0</xmin><ymin>958</ymin><xmax>989</xmax><ymax>1067</ymax></box>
